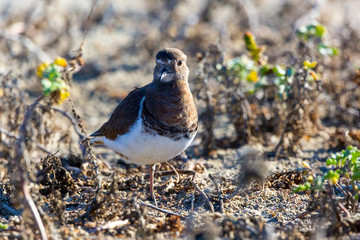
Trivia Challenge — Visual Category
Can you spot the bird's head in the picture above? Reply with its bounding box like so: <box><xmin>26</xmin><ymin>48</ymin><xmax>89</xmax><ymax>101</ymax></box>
<box><xmin>153</xmin><ymin>48</ymin><xmax>189</xmax><ymax>83</ymax></box>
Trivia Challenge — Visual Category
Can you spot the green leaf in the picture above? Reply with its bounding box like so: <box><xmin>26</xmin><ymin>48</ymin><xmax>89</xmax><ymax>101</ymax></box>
<box><xmin>259</xmin><ymin>65</ymin><xmax>271</xmax><ymax>76</ymax></box>
<box><xmin>326</xmin><ymin>158</ymin><xmax>336</xmax><ymax>166</ymax></box>
<box><xmin>41</xmin><ymin>79</ymin><xmax>52</xmax><ymax>96</ymax></box>
<box><xmin>304</xmin><ymin>182</ymin><xmax>312</xmax><ymax>189</ymax></box>
<box><xmin>318</xmin><ymin>43</ymin><xmax>338</xmax><ymax>56</ymax></box>
<box><xmin>273</xmin><ymin>65</ymin><xmax>286</xmax><ymax>76</ymax></box>
<box><xmin>293</xmin><ymin>184</ymin><xmax>308</xmax><ymax>193</ymax></box>
<box><xmin>315</xmin><ymin>24</ymin><xmax>325</xmax><ymax>38</ymax></box>
<box><xmin>0</xmin><ymin>223</ymin><xmax>7</xmax><ymax>230</ymax></box>
<box><xmin>351</xmin><ymin>172</ymin><xmax>360</xmax><ymax>181</ymax></box>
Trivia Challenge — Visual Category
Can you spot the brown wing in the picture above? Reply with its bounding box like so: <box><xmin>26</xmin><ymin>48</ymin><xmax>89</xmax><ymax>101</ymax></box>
<box><xmin>91</xmin><ymin>86</ymin><xmax>146</xmax><ymax>140</ymax></box>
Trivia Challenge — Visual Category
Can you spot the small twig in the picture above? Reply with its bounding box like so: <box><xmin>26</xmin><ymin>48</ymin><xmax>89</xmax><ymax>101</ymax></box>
<box><xmin>79</xmin><ymin>0</ymin><xmax>97</xmax><ymax>50</ymax></box>
<box><xmin>144</xmin><ymin>169</ymin><xmax>196</xmax><ymax>180</ymax></box>
<box><xmin>22</xmin><ymin>183</ymin><xmax>48</xmax><ymax>239</ymax></box>
<box><xmin>335</xmin><ymin>183</ymin><xmax>349</xmax><ymax>197</ymax></box>
<box><xmin>38</xmin><ymin>106</ymin><xmax>85</xmax><ymax>140</ymax></box>
<box><xmin>273</xmin><ymin>127</ymin><xmax>287</xmax><ymax>160</ymax></box>
<box><xmin>0</xmin><ymin>127</ymin><xmax>51</xmax><ymax>154</ymax></box>
<box><xmin>66</xmin><ymin>98</ymin><xmax>102</xmax><ymax>220</ymax></box>
<box><xmin>14</xmin><ymin>96</ymin><xmax>48</xmax><ymax>240</ymax></box>
<box><xmin>295</xmin><ymin>210</ymin><xmax>311</xmax><ymax>219</ymax></box>
<box><xmin>209</xmin><ymin>174</ymin><xmax>224</xmax><ymax>213</ymax></box>
<box><xmin>273</xmin><ymin>105</ymin><xmax>300</xmax><ymax>160</ymax></box>
<box><xmin>191</xmin><ymin>193</ymin><xmax>195</xmax><ymax>212</ymax></box>
<box><xmin>87</xmin><ymin>219</ymin><xmax>129</xmax><ymax>233</ymax></box>
<box><xmin>139</xmin><ymin>202</ymin><xmax>186</xmax><ymax>219</ymax></box>
<box><xmin>165</xmin><ymin>162</ymin><xmax>180</xmax><ymax>183</ymax></box>
<box><xmin>228</xmin><ymin>187</ymin><xmax>245</xmax><ymax>199</ymax></box>
<box><xmin>338</xmin><ymin>202</ymin><xmax>351</xmax><ymax>218</ymax></box>
<box><xmin>191</xmin><ymin>181</ymin><xmax>214</xmax><ymax>212</ymax></box>
<box><xmin>0</xmin><ymin>228</ymin><xmax>21</xmax><ymax>233</ymax></box>
<box><xmin>0</xmin><ymin>32</ymin><xmax>50</xmax><ymax>62</ymax></box>
<box><xmin>1</xmin><ymin>203</ymin><xmax>20</xmax><ymax>216</ymax></box>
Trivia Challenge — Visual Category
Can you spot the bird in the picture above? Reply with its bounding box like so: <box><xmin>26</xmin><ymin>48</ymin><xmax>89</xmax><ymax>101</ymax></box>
<box><xmin>88</xmin><ymin>48</ymin><xmax>198</xmax><ymax>203</ymax></box>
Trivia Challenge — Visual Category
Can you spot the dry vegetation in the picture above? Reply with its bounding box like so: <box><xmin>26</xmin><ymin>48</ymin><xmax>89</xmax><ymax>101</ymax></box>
<box><xmin>1</xmin><ymin>0</ymin><xmax>360</xmax><ymax>239</ymax></box>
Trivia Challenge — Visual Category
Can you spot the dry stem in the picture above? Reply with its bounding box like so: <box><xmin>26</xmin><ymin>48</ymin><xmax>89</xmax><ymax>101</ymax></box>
<box><xmin>139</xmin><ymin>202</ymin><xmax>186</xmax><ymax>219</ymax></box>
<box><xmin>0</xmin><ymin>127</ymin><xmax>51</xmax><ymax>154</ymax></box>
<box><xmin>209</xmin><ymin>174</ymin><xmax>224</xmax><ymax>213</ymax></box>
<box><xmin>191</xmin><ymin>181</ymin><xmax>215</xmax><ymax>212</ymax></box>
<box><xmin>13</xmin><ymin>96</ymin><xmax>48</xmax><ymax>240</ymax></box>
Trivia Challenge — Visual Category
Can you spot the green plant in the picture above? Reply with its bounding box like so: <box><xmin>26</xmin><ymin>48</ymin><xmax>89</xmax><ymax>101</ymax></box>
<box><xmin>294</xmin><ymin>146</ymin><xmax>360</xmax><ymax>200</ymax></box>
<box><xmin>37</xmin><ymin>57</ymin><xmax>69</xmax><ymax>104</ymax></box>
<box><xmin>226</xmin><ymin>32</ymin><xmax>296</xmax><ymax>99</ymax></box>
<box><xmin>0</xmin><ymin>223</ymin><xmax>8</xmax><ymax>230</ymax></box>
<box><xmin>296</xmin><ymin>21</ymin><xmax>338</xmax><ymax>56</ymax></box>
<box><xmin>226</xmin><ymin>23</ymin><xmax>337</xmax><ymax>100</ymax></box>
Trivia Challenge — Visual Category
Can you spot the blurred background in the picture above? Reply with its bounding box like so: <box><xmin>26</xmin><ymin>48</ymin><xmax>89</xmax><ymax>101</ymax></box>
<box><xmin>1</xmin><ymin>0</ymin><xmax>360</xmax><ymax>158</ymax></box>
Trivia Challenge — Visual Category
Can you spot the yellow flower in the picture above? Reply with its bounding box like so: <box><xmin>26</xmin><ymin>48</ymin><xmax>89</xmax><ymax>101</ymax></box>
<box><xmin>54</xmin><ymin>57</ymin><xmax>68</xmax><ymax>68</ymax></box>
<box><xmin>330</xmin><ymin>176</ymin><xmax>338</xmax><ymax>184</ymax></box>
<box><xmin>246</xmin><ymin>70</ymin><xmax>258</xmax><ymax>82</ymax></box>
<box><xmin>57</xmin><ymin>89</ymin><xmax>70</xmax><ymax>105</ymax></box>
<box><xmin>303</xmin><ymin>60</ymin><xmax>317</xmax><ymax>70</ymax></box>
<box><xmin>36</xmin><ymin>62</ymin><xmax>49</xmax><ymax>77</ymax></box>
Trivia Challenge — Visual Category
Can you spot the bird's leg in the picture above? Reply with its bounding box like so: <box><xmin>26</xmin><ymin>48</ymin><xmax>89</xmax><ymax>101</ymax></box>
<box><xmin>149</xmin><ymin>163</ymin><xmax>158</xmax><ymax>206</ymax></box>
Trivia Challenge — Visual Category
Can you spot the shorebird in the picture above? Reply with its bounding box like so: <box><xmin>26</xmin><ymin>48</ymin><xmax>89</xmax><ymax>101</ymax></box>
<box><xmin>89</xmin><ymin>48</ymin><xmax>198</xmax><ymax>203</ymax></box>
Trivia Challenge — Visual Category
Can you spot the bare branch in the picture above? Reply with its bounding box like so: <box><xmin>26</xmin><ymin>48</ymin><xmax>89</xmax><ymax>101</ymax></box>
<box><xmin>13</xmin><ymin>96</ymin><xmax>48</xmax><ymax>240</ymax></box>
<box><xmin>144</xmin><ymin>169</ymin><xmax>196</xmax><ymax>180</ymax></box>
<box><xmin>191</xmin><ymin>181</ymin><xmax>214</xmax><ymax>212</ymax></box>
<box><xmin>0</xmin><ymin>32</ymin><xmax>50</xmax><ymax>62</ymax></box>
<box><xmin>139</xmin><ymin>202</ymin><xmax>186</xmax><ymax>219</ymax></box>
<box><xmin>0</xmin><ymin>127</ymin><xmax>51</xmax><ymax>154</ymax></box>
<box><xmin>209</xmin><ymin>174</ymin><xmax>224</xmax><ymax>214</ymax></box>
<box><xmin>38</xmin><ymin>105</ymin><xmax>85</xmax><ymax>140</ymax></box>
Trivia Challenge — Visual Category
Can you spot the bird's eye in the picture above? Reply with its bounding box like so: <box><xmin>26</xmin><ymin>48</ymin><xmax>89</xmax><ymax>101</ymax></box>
<box><xmin>177</xmin><ymin>60</ymin><xmax>183</xmax><ymax>67</ymax></box>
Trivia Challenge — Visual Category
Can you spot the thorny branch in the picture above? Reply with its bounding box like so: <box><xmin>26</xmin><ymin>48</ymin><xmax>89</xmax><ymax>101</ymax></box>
<box><xmin>68</xmin><ymin>96</ymin><xmax>102</xmax><ymax>220</ymax></box>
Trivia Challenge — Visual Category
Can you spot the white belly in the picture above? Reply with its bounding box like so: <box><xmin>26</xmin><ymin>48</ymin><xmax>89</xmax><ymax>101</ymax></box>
<box><xmin>102</xmin><ymin>117</ymin><xmax>195</xmax><ymax>165</ymax></box>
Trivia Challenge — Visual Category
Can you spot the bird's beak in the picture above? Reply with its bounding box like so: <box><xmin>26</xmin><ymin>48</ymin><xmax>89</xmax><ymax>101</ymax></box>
<box><xmin>159</xmin><ymin>68</ymin><xmax>168</xmax><ymax>81</ymax></box>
